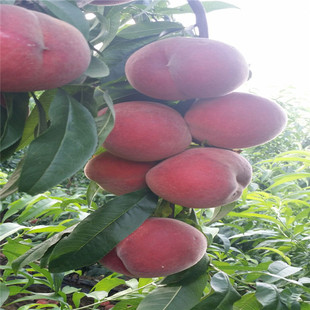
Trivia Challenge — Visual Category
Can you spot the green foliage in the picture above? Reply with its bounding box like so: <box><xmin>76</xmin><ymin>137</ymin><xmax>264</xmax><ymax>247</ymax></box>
<box><xmin>1</xmin><ymin>0</ymin><xmax>310</xmax><ymax>309</ymax></box>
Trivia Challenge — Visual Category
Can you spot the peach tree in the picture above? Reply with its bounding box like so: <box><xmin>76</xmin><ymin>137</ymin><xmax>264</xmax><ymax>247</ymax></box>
<box><xmin>1</xmin><ymin>0</ymin><xmax>309</xmax><ymax>309</ymax></box>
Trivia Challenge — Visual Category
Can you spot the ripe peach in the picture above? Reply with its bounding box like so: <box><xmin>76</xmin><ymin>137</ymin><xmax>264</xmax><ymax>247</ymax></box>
<box><xmin>91</xmin><ymin>0</ymin><xmax>133</xmax><ymax>5</ymax></box>
<box><xmin>100</xmin><ymin>101</ymin><xmax>192</xmax><ymax>162</ymax></box>
<box><xmin>146</xmin><ymin>147</ymin><xmax>252</xmax><ymax>209</ymax></box>
<box><xmin>184</xmin><ymin>92</ymin><xmax>287</xmax><ymax>149</ymax></box>
<box><xmin>125</xmin><ymin>37</ymin><xmax>249</xmax><ymax>100</ymax></box>
<box><xmin>100</xmin><ymin>217</ymin><xmax>207</xmax><ymax>278</ymax></box>
<box><xmin>84</xmin><ymin>152</ymin><xmax>157</xmax><ymax>195</ymax></box>
<box><xmin>0</xmin><ymin>5</ymin><xmax>91</xmax><ymax>92</ymax></box>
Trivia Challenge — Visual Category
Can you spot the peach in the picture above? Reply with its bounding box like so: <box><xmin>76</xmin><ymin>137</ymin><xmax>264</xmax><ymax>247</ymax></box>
<box><xmin>146</xmin><ymin>147</ymin><xmax>252</xmax><ymax>209</ymax></box>
<box><xmin>184</xmin><ymin>92</ymin><xmax>287</xmax><ymax>149</ymax></box>
<box><xmin>125</xmin><ymin>37</ymin><xmax>249</xmax><ymax>100</ymax></box>
<box><xmin>100</xmin><ymin>217</ymin><xmax>207</xmax><ymax>278</ymax></box>
<box><xmin>100</xmin><ymin>101</ymin><xmax>192</xmax><ymax>162</ymax></box>
<box><xmin>0</xmin><ymin>5</ymin><xmax>91</xmax><ymax>92</ymax></box>
<box><xmin>84</xmin><ymin>152</ymin><xmax>157</xmax><ymax>195</ymax></box>
<box><xmin>91</xmin><ymin>0</ymin><xmax>134</xmax><ymax>5</ymax></box>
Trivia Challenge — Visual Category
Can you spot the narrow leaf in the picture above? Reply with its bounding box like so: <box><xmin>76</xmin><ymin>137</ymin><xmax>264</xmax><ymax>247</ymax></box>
<box><xmin>267</xmin><ymin>173</ymin><xmax>310</xmax><ymax>189</ymax></box>
<box><xmin>0</xmin><ymin>93</ymin><xmax>29</xmax><ymax>151</ymax></box>
<box><xmin>0</xmin><ymin>223</ymin><xmax>26</xmax><ymax>242</ymax></box>
<box><xmin>117</xmin><ymin>21</ymin><xmax>184</xmax><ymax>40</ymax></box>
<box><xmin>94</xmin><ymin>88</ymin><xmax>115</xmax><ymax>146</ymax></box>
<box><xmin>137</xmin><ymin>274</ymin><xmax>207</xmax><ymax>310</ymax></box>
<box><xmin>0</xmin><ymin>158</ymin><xmax>24</xmax><ymax>199</ymax></box>
<box><xmin>17</xmin><ymin>90</ymin><xmax>55</xmax><ymax>151</ymax></box>
<box><xmin>0</xmin><ymin>282</ymin><xmax>10</xmax><ymax>307</ymax></box>
<box><xmin>48</xmin><ymin>189</ymin><xmax>158</xmax><ymax>272</ymax></box>
<box><xmin>11</xmin><ymin>224</ymin><xmax>77</xmax><ymax>273</ymax></box>
<box><xmin>206</xmin><ymin>202</ymin><xmax>237</xmax><ymax>226</ymax></box>
<box><xmin>252</xmin><ymin>247</ymin><xmax>291</xmax><ymax>265</ymax></box>
<box><xmin>42</xmin><ymin>0</ymin><xmax>89</xmax><ymax>39</ymax></box>
<box><xmin>19</xmin><ymin>90</ymin><xmax>97</xmax><ymax>195</ymax></box>
<box><xmin>85</xmin><ymin>56</ymin><xmax>109</xmax><ymax>78</ymax></box>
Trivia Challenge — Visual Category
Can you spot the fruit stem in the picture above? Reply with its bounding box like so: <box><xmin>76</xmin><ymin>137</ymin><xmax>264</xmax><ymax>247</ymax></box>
<box><xmin>187</xmin><ymin>0</ymin><xmax>209</xmax><ymax>38</ymax></box>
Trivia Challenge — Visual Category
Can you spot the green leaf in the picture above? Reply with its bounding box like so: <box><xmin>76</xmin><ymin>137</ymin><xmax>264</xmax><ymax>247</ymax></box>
<box><xmin>228</xmin><ymin>212</ymin><xmax>286</xmax><ymax>229</ymax></box>
<box><xmin>206</xmin><ymin>202</ymin><xmax>237</xmax><ymax>225</ymax></box>
<box><xmin>256</xmin><ymin>283</ymin><xmax>289</xmax><ymax>310</ymax></box>
<box><xmin>233</xmin><ymin>293</ymin><xmax>261</xmax><ymax>310</ymax></box>
<box><xmin>85</xmin><ymin>56</ymin><xmax>110</xmax><ymax>78</ymax></box>
<box><xmin>192</xmin><ymin>272</ymin><xmax>241</xmax><ymax>310</ymax></box>
<box><xmin>17</xmin><ymin>198</ymin><xmax>60</xmax><ymax>224</ymax></box>
<box><xmin>0</xmin><ymin>223</ymin><xmax>26</xmax><ymax>242</ymax></box>
<box><xmin>213</xmin><ymin>261</ymin><xmax>271</xmax><ymax>273</ymax></box>
<box><xmin>48</xmin><ymin>189</ymin><xmax>158</xmax><ymax>273</ymax></box>
<box><xmin>118</xmin><ymin>21</ymin><xmax>184</xmax><ymax>40</ymax></box>
<box><xmin>301</xmin><ymin>303</ymin><xmax>310</xmax><ymax>310</ymax></box>
<box><xmin>86</xmin><ymin>180</ymin><xmax>100</xmax><ymax>207</ymax></box>
<box><xmin>94</xmin><ymin>88</ymin><xmax>115</xmax><ymax>146</ymax></box>
<box><xmin>19</xmin><ymin>90</ymin><xmax>97</xmax><ymax>195</ymax></box>
<box><xmin>17</xmin><ymin>90</ymin><xmax>56</xmax><ymax>151</ymax></box>
<box><xmin>0</xmin><ymin>282</ymin><xmax>10</xmax><ymax>307</ymax></box>
<box><xmin>259</xmin><ymin>261</ymin><xmax>302</xmax><ymax>284</ymax></box>
<box><xmin>112</xmin><ymin>298</ymin><xmax>143</xmax><ymax>310</ymax></box>
<box><xmin>251</xmin><ymin>247</ymin><xmax>291</xmax><ymax>265</ymax></box>
<box><xmin>162</xmin><ymin>254</ymin><xmax>209</xmax><ymax>286</ymax></box>
<box><xmin>42</xmin><ymin>0</ymin><xmax>90</xmax><ymax>39</ymax></box>
<box><xmin>91</xmin><ymin>275</ymin><xmax>125</xmax><ymax>293</ymax></box>
<box><xmin>137</xmin><ymin>273</ymin><xmax>207</xmax><ymax>310</ymax></box>
<box><xmin>2</xmin><ymin>193</ymin><xmax>45</xmax><ymax>222</ymax></box>
<box><xmin>12</xmin><ymin>224</ymin><xmax>77</xmax><ymax>273</ymax></box>
<box><xmin>0</xmin><ymin>93</ymin><xmax>29</xmax><ymax>152</ymax></box>
<box><xmin>0</xmin><ymin>158</ymin><xmax>24</xmax><ymax>199</ymax></box>
<box><xmin>155</xmin><ymin>1</ymin><xmax>239</xmax><ymax>15</ymax></box>
<box><xmin>90</xmin><ymin>8</ymin><xmax>122</xmax><ymax>49</ymax></box>
<box><xmin>100</xmin><ymin>36</ymin><xmax>163</xmax><ymax>82</ymax></box>
<box><xmin>267</xmin><ymin>173</ymin><xmax>310</xmax><ymax>190</ymax></box>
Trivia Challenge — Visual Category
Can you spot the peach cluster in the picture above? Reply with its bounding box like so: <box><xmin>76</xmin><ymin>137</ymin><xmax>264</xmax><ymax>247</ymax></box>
<box><xmin>84</xmin><ymin>36</ymin><xmax>287</xmax><ymax>277</ymax></box>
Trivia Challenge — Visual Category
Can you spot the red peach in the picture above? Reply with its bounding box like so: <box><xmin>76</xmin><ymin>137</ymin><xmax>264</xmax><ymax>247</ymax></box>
<box><xmin>125</xmin><ymin>37</ymin><xmax>249</xmax><ymax>100</ymax></box>
<box><xmin>100</xmin><ymin>101</ymin><xmax>192</xmax><ymax>162</ymax></box>
<box><xmin>184</xmin><ymin>92</ymin><xmax>287</xmax><ymax>149</ymax></box>
<box><xmin>100</xmin><ymin>217</ymin><xmax>207</xmax><ymax>278</ymax></box>
<box><xmin>84</xmin><ymin>152</ymin><xmax>157</xmax><ymax>195</ymax></box>
<box><xmin>146</xmin><ymin>147</ymin><xmax>252</xmax><ymax>209</ymax></box>
<box><xmin>0</xmin><ymin>5</ymin><xmax>91</xmax><ymax>92</ymax></box>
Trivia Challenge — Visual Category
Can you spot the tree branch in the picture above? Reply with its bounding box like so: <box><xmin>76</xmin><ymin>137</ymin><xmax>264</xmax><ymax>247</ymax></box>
<box><xmin>187</xmin><ymin>0</ymin><xmax>209</xmax><ymax>38</ymax></box>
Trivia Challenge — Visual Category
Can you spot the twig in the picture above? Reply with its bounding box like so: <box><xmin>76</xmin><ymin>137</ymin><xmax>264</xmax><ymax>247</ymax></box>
<box><xmin>187</xmin><ymin>0</ymin><xmax>209</xmax><ymax>38</ymax></box>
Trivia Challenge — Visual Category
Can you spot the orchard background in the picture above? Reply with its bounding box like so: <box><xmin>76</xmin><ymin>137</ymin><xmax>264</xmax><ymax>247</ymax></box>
<box><xmin>0</xmin><ymin>0</ymin><xmax>310</xmax><ymax>309</ymax></box>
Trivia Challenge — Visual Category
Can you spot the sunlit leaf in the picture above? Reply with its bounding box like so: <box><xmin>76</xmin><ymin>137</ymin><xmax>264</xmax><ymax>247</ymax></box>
<box><xmin>12</xmin><ymin>225</ymin><xmax>77</xmax><ymax>273</ymax></box>
<box><xmin>0</xmin><ymin>223</ymin><xmax>26</xmax><ymax>242</ymax></box>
